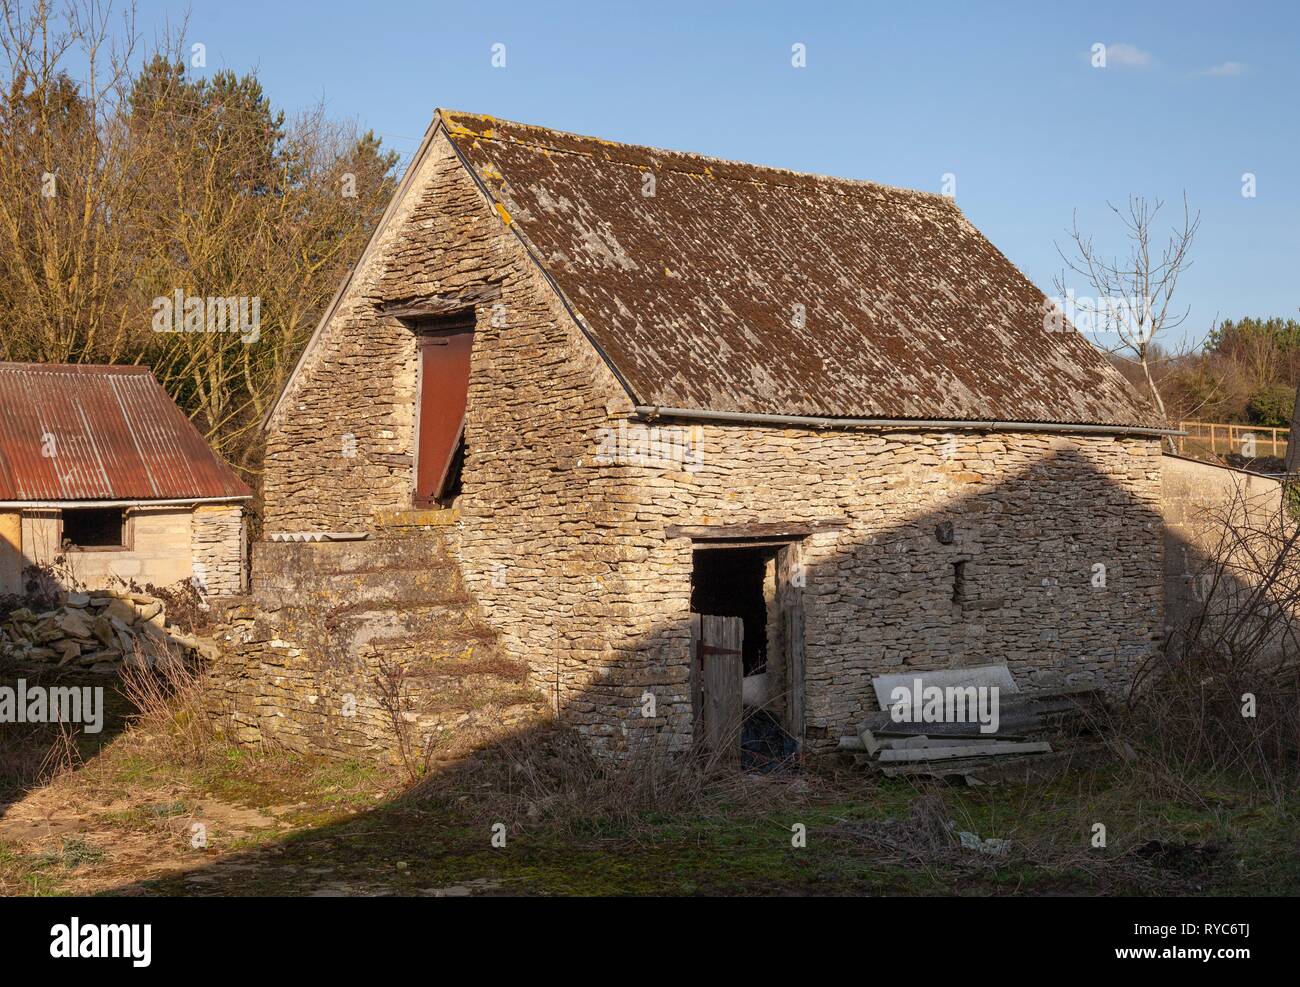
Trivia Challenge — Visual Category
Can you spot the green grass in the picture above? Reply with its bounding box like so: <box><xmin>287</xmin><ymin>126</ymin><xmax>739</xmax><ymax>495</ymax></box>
<box><xmin>4</xmin><ymin>682</ymin><xmax>1299</xmax><ymax>896</ymax></box>
<box><xmin>116</xmin><ymin>766</ymin><xmax>1300</xmax><ymax>897</ymax></box>
<box><xmin>50</xmin><ymin>837</ymin><xmax>106</xmax><ymax>868</ymax></box>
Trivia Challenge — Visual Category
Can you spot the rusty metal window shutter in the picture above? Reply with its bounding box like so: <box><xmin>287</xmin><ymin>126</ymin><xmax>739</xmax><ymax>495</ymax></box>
<box><xmin>414</xmin><ymin>321</ymin><xmax>474</xmax><ymax>504</ymax></box>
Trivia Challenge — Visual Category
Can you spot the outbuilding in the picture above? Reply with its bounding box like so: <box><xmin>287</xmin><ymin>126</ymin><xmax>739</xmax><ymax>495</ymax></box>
<box><xmin>0</xmin><ymin>362</ymin><xmax>250</xmax><ymax>597</ymax></box>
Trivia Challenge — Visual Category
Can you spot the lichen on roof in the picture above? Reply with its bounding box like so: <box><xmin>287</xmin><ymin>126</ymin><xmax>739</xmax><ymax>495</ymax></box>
<box><xmin>438</xmin><ymin>108</ymin><xmax>1164</xmax><ymax>429</ymax></box>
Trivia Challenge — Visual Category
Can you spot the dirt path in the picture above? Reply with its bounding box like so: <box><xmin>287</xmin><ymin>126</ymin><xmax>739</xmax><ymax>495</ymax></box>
<box><xmin>0</xmin><ymin>733</ymin><xmax>526</xmax><ymax>896</ymax></box>
<box><xmin>0</xmin><ymin>781</ymin><xmax>282</xmax><ymax>892</ymax></box>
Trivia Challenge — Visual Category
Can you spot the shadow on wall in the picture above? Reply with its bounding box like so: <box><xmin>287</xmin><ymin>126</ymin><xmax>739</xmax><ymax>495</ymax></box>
<box><xmin>93</xmin><ymin>447</ymin><xmax>1300</xmax><ymax>894</ymax></box>
<box><xmin>565</xmin><ymin>444</ymin><xmax>1168</xmax><ymax>755</ymax></box>
<box><xmin>214</xmin><ymin>447</ymin><xmax>1173</xmax><ymax>760</ymax></box>
<box><xmin>1159</xmin><ymin>457</ymin><xmax>1300</xmax><ymax>669</ymax></box>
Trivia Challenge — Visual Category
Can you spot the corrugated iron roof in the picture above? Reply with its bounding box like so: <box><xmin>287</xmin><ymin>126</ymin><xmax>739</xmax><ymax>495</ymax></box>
<box><xmin>0</xmin><ymin>363</ymin><xmax>251</xmax><ymax>503</ymax></box>
<box><xmin>440</xmin><ymin>110</ymin><xmax>1164</xmax><ymax>429</ymax></box>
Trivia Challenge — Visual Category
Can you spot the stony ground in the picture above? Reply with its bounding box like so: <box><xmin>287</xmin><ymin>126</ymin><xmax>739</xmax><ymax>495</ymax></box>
<box><xmin>2</xmin><ymin>668</ymin><xmax>1298</xmax><ymax>897</ymax></box>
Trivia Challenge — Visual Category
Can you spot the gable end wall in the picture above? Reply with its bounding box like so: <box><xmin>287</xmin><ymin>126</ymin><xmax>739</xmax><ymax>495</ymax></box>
<box><xmin>262</xmin><ymin>129</ymin><xmax>631</xmax><ymax>532</ymax></box>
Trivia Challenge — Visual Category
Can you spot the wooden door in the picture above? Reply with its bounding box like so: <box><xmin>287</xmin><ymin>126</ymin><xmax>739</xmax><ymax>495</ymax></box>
<box><xmin>692</xmin><ymin>614</ymin><xmax>743</xmax><ymax>763</ymax></box>
<box><xmin>777</xmin><ymin>543</ymin><xmax>805</xmax><ymax>745</ymax></box>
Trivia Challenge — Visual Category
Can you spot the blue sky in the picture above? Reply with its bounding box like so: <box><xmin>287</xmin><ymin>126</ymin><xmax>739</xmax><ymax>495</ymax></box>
<box><xmin>137</xmin><ymin>0</ymin><xmax>1298</xmax><ymax>348</ymax></box>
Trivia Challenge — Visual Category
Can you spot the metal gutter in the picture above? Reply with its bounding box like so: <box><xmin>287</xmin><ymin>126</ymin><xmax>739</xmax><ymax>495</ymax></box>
<box><xmin>0</xmin><ymin>495</ymin><xmax>252</xmax><ymax>509</ymax></box>
<box><xmin>633</xmin><ymin>405</ymin><xmax>1183</xmax><ymax>438</ymax></box>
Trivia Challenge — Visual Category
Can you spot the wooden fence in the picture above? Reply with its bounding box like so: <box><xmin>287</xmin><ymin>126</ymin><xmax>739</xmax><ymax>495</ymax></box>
<box><xmin>1177</xmin><ymin>420</ymin><xmax>1290</xmax><ymax>460</ymax></box>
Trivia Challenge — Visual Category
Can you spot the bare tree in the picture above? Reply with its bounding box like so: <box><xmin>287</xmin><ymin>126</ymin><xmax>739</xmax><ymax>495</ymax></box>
<box><xmin>1056</xmin><ymin>195</ymin><xmax>1201</xmax><ymax>448</ymax></box>
<box><xmin>0</xmin><ymin>0</ymin><xmax>148</xmax><ymax>364</ymax></box>
<box><xmin>1132</xmin><ymin>480</ymin><xmax>1300</xmax><ymax>801</ymax></box>
<box><xmin>0</xmin><ymin>0</ymin><xmax>399</xmax><ymax>470</ymax></box>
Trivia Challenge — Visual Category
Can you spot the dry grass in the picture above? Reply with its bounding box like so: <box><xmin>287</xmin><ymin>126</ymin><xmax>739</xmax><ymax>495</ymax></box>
<box><xmin>0</xmin><ymin>712</ymin><xmax>85</xmax><ymax>797</ymax></box>
<box><xmin>1124</xmin><ymin>484</ymin><xmax>1300</xmax><ymax>804</ymax></box>
<box><xmin>118</xmin><ymin>642</ymin><xmax>216</xmax><ymax>768</ymax></box>
<box><xmin>1</xmin><ymin>685</ymin><xmax>1289</xmax><ymax>896</ymax></box>
<box><xmin>407</xmin><ymin>720</ymin><xmax>826</xmax><ymax>844</ymax></box>
<box><xmin>369</xmin><ymin>650</ymin><xmax>547</xmax><ymax>783</ymax></box>
<box><xmin>372</xmin><ymin>657</ymin><xmax>440</xmax><ymax>783</ymax></box>
<box><xmin>8</xmin><ymin>488</ymin><xmax>1300</xmax><ymax>896</ymax></box>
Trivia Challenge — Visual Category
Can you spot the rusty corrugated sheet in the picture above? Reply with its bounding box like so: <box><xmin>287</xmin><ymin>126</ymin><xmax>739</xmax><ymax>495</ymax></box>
<box><xmin>0</xmin><ymin>363</ymin><xmax>251</xmax><ymax>502</ymax></box>
<box><xmin>440</xmin><ymin>110</ymin><xmax>1164</xmax><ymax>429</ymax></box>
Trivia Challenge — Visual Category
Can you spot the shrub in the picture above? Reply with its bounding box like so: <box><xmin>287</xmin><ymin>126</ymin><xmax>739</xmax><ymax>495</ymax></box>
<box><xmin>1246</xmin><ymin>383</ymin><xmax>1295</xmax><ymax>427</ymax></box>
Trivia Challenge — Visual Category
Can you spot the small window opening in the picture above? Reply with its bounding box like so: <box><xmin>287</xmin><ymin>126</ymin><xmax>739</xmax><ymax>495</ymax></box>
<box><xmin>952</xmin><ymin>560</ymin><xmax>967</xmax><ymax>604</ymax></box>
<box><xmin>440</xmin><ymin>435</ymin><xmax>466</xmax><ymax>504</ymax></box>
<box><xmin>62</xmin><ymin>508</ymin><xmax>126</xmax><ymax>549</ymax></box>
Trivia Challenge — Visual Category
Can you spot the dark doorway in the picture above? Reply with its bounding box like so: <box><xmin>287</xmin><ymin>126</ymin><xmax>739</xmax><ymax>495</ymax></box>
<box><xmin>690</xmin><ymin>540</ymin><xmax>805</xmax><ymax>766</ymax></box>
<box><xmin>691</xmin><ymin>547</ymin><xmax>769</xmax><ymax>676</ymax></box>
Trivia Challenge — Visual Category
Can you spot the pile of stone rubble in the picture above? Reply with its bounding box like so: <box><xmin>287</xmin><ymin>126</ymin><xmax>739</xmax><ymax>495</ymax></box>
<box><xmin>0</xmin><ymin>590</ymin><xmax>216</xmax><ymax>674</ymax></box>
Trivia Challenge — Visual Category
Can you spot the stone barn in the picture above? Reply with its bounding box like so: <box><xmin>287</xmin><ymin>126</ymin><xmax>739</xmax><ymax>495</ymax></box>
<box><xmin>214</xmin><ymin>110</ymin><xmax>1174</xmax><ymax>759</ymax></box>
<box><xmin>0</xmin><ymin>363</ymin><xmax>251</xmax><ymax>597</ymax></box>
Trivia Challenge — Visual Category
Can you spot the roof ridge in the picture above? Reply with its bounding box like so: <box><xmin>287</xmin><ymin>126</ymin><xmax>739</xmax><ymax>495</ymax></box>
<box><xmin>437</xmin><ymin>108</ymin><xmax>957</xmax><ymax>207</ymax></box>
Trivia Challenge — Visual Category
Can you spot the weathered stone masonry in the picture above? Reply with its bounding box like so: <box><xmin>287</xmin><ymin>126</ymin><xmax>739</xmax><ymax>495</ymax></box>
<box><xmin>214</xmin><ymin>131</ymin><xmax>621</xmax><ymax>754</ymax></box>
<box><xmin>219</xmin><ymin>122</ymin><xmax>1166</xmax><ymax>759</ymax></box>
<box><xmin>592</xmin><ymin>426</ymin><xmax>1164</xmax><ymax>753</ymax></box>
<box><xmin>191</xmin><ymin>504</ymin><xmax>247</xmax><ymax>596</ymax></box>
<box><xmin>208</xmin><ymin>519</ymin><xmax>542</xmax><ymax>758</ymax></box>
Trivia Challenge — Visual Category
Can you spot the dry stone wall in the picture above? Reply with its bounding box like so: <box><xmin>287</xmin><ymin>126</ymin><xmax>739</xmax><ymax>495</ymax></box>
<box><xmin>1159</xmin><ymin>454</ymin><xmax>1283</xmax><ymax>632</ymax></box>
<box><xmin>1158</xmin><ymin>454</ymin><xmax>1292</xmax><ymax>662</ymax></box>
<box><xmin>191</xmin><ymin>504</ymin><xmax>247</xmax><ymax>596</ymax></box>
<box><xmin>0</xmin><ymin>589</ymin><xmax>217</xmax><ymax>672</ymax></box>
<box><xmin>205</xmin><ymin>525</ymin><xmax>544</xmax><ymax>759</ymax></box>
<box><xmin>575</xmin><ymin>427</ymin><xmax>1165</xmax><ymax>753</ymax></box>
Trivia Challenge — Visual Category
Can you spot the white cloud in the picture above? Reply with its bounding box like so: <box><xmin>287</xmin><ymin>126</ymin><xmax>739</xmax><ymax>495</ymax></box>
<box><xmin>1204</xmin><ymin>61</ymin><xmax>1248</xmax><ymax>76</ymax></box>
<box><xmin>1105</xmin><ymin>43</ymin><xmax>1153</xmax><ymax>68</ymax></box>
